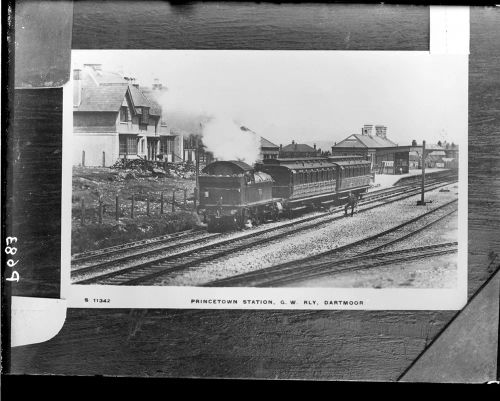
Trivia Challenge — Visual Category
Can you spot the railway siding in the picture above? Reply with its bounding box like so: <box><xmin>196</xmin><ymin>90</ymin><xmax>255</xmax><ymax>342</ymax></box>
<box><xmin>151</xmin><ymin>185</ymin><xmax>459</xmax><ymax>286</ymax></box>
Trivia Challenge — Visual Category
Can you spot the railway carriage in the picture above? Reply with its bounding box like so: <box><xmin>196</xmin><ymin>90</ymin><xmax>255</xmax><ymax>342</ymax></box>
<box><xmin>256</xmin><ymin>157</ymin><xmax>338</xmax><ymax>212</ymax></box>
<box><xmin>257</xmin><ymin>156</ymin><xmax>371</xmax><ymax>211</ymax></box>
<box><xmin>198</xmin><ymin>156</ymin><xmax>372</xmax><ymax>231</ymax></box>
<box><xmin>327</xmin><ymin>156</ymin><xmax>372</xmax><ymax>202</ymax></box>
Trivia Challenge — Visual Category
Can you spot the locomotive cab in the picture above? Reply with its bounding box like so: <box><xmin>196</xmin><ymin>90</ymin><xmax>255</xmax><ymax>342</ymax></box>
<box><xmin>198</xmin><ymin>160</ymin><xmax>280</xmax><ymax>232</ymax></box>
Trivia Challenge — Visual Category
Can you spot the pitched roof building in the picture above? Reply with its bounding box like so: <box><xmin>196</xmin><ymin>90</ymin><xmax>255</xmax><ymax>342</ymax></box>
<box><xmin>331</xmin><ymin>125</ymin><xmax>412</xmax><ymax>174</ymax></box>
<box><xmin>240</xmin><ymin>126</ymin><xmax>280</xmax><ymax>162</ymax></box>
<box><xmin>279</xmin><ymin>140</ymin><xmax>320</xmax><ymax>158</ymax></box>
<box><xmin>73</xmin><ymin>64</ymin><xmax>183</xmax><ymax>166</ymax></box>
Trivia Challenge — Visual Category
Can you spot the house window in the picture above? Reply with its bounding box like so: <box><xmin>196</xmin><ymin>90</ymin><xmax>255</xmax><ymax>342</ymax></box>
<box><xmin>140</xmin><ymin>107</ymin><xmax>149</xmax><ymax>124</ymax></box>
<box><xmin>120</xmin><ymin>106</ymin><xmax>128</xmax><ymax>122</ymax></box>
<box><xmin>119</xmin><ymin>135</ymin><xmax>138</xmax><ymax>155</ymax></box>
<box><xmin>160</xmin><ymin>137</ymin><xmax>175</xmax><ymax>154</ymax></box>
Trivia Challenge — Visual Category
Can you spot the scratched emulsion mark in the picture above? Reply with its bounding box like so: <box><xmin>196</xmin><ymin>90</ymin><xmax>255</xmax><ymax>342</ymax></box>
<box><xmin>14</xmin><ymin>1</ymin><xmax>73</xmax><ymax>88</ymax></box>
<box><xmin>72</xmin><ymin>2</ymin><xmax>429</xmax><ymax>50</ymax></box>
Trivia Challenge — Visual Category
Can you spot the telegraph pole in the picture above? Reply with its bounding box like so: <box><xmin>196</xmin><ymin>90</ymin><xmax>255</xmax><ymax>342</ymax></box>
<box><xmin>194</xmin><ymin>127</ymin><xmax>201</xmax><ymax>210</ymax></box>
<box><xmin>419</xmin><ymin>140</ymin><xmax>426</xmax><ymax>205</ymax></box>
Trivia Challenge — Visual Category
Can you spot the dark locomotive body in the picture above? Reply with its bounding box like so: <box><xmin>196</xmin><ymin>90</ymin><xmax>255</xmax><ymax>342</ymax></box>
<box><xmin>198</xmin><ymin>156</ymin><xmax>371</xmax><ymax>231</ymax></box>
<box><xmin>198</xmin><ymin>161</ymin><xmax>281</xmax><ymax>232</ymax></box>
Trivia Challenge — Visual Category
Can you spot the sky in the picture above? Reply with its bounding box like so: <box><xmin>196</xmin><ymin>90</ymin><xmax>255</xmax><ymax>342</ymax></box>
<box><xmin>72</xmin><ymin>50</ymin><xmax>468</xmax><ymax>147</ymax></box>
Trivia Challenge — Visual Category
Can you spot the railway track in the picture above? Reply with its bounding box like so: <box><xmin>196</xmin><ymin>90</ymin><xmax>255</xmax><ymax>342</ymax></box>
<box><xmin>71</xmin><ymin>172</ymin><xmax>455</xmax><ymax>275</ymax></box>
<box><xmin>71</xmin><ymin>229</ymin><xmax>221</xmax><ymax>274</ymax></box>
<box><xmin>204</xmin><ymin>200</ymin><xmax>458</xmax><ymax>287</ymax></box>
<box><xmin>72</xmin><ymin>228</ymin><xmax>210</xmax><ymax>263</ymax></box>
<box><xmin>72</xmin><ymin>177</ymin><xmax>457</xmax><ymax>285</ymax></box>
<box><xmin>275</xmin><ymin>242</ymin><xmax>458</xmax><ymax>287</ymax></box>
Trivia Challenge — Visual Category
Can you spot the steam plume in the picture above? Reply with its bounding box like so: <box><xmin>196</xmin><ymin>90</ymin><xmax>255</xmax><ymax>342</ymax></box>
<box><xmin>150</xmin><ymin>86</ymin><xmax>262</xmax><ymax>165</ymax></box>
<box><xmin>201</xmin><ymin>117</ymin><xmax>261</xmax><ymax>165</ymax></box>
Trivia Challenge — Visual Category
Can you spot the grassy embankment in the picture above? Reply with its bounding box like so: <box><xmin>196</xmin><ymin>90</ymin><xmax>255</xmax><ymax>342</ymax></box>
<box><xmin>72</xmin><ymin>166</ymin><xmax>200</xmax><ymax>254</ymax></box>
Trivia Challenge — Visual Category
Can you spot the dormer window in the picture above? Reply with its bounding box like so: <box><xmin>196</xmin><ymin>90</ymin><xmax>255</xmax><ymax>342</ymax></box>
<box><xmin>120</xmin><ymin>106</ymin><xmax>128</xmax><ymax>122</ymax></box>
<box><xmin>140</xmin><ymin>107</ymin><xmax>149</xmax><ymax>124</ymax></box>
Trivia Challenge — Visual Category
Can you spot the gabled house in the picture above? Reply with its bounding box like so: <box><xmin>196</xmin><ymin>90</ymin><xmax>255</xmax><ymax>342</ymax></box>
<box><xmin>240</xmin><ymin>126</ymin><xmax>280</xmax><ymax>162</ymax></box>
<box><xmin>260</xmin><ymin>136</ymin><xmax>280</xmax><ymax>161</ymax></box>
<box><xmin>331</xmin><ymin>125</ymin><xmax>412</xmax><ymax>174</ymax></box>
<box><xmin>279</xmin><ymin>140</ymin><xmax>319</xmax><ymax>158</ymax></box>
<box><xmin>73</xmin><ymin>64</ymin><xmax>182</xmax><ymax>167</ymax></box>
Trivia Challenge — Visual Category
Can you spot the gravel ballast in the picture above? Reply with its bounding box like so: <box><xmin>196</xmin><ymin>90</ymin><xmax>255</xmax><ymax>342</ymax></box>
<box><xmin>152</xmin><ymin>185</ymin><xmax>459</xmax><ymax>287</ymax></box>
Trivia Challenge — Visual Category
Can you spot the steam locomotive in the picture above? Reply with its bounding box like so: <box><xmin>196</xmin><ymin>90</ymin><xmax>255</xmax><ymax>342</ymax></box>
<box><xmin>198</xmin><ymin>156</ymin><xmax>371</xmax><ymax>232</ymax></box>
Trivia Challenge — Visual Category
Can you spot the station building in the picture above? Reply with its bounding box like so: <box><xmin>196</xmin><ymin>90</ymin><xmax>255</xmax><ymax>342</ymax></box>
<box><xmin>331</xmin><ymin>125</ymin><xmax>413</xmax><ymax>174</ymax></box>
<box><xmin>240</xmin><ymin>126</ymin><xmax>280</xmax><ymax>162</ymax></box>
<box><xmin>279</xmin><ymin>141</ymin><xmax>320</xmax><ymax>158</ymax></box>
<box><xmin>73</xmin><ymin>64</ymin><xmax>183</xmax><ymax>167</ymax></box>
<box><xmin>260</xmin><ymin>137</ymin><xmax>280</xmax><ymax>161</ymax></box>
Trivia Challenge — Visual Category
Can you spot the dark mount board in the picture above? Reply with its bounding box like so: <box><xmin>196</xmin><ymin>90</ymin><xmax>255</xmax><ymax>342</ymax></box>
<box><xmin>6</xmin><ymin>2</ymin><xmax>500</xmax><ymax>381</ymax></box>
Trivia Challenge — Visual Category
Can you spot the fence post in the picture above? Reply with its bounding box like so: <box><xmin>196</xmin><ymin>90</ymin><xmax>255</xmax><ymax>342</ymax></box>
<box><xmin>146</xmin><ymin>195</ymin><xmax>150</xmax><ymax>217</ymax></box>
<box><xmin>160</xmin><ymin>192</ymin><xmax>164</xmax><ymax>214</ymax></box>
<box><xmin>102</xmin><ymin>151</ymin><xmax>106</xmax><ymax>167</ymax></box>
<box><xmin>98</xmin><ymin>196</ymin><xmax>103</xmax><ymax>224</ymax></box>
<box><xmin>115</xmin><ymin>195</ymin><xmax>119</xmax><ymax>221</ymax></box>
<box><xmin>81</xmin><ymin>199</ymin><xmax>85</xmax><ymax>226</ymax></box>
<box><xmin>184</xmin><ymin>188</ymin><xmax>187</xmax><ymax>207</ymax></box>
<box><xmin>172</xmin><ymin>190</ymin><xmax>176</xmax><ymax>213</ymax></box>
<box><xmin>82</xmin><ymin>151</ymin><xmax>85</xmax><ymax>167</ymax></box>
<box><xmin>131</xmin><ymin>194</ymin><xmax>135</xmax><ymax>218</ymax></box>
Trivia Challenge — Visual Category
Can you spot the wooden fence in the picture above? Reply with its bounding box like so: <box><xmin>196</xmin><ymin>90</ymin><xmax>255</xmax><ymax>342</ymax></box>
<box><xmin>77</xmin><ymin>189</ymin><xmax>193</xmax><ymax>226</ymax></box>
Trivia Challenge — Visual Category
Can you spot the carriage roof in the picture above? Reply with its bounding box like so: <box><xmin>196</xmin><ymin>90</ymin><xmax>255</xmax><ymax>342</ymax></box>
<box><xmin>260</xmin><ymin>157</ymin><xmax>336</xmax><ymax>171</ymax></box>
<box><xmin>202</xmin><ymin>160</ymin><xmax>254</xmax><ymax>175</ymax></box>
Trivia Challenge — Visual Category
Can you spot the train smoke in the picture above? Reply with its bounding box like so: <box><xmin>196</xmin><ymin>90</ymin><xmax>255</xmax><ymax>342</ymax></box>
<box><xmin>150</xmin><ymin>86</ymin><xmax>262</xmax><ymax>165</ymax></box>
<box><xmin>201</xmin><ymin>117</ymin><xmax>261</xmax><ymax>165</ymax></box>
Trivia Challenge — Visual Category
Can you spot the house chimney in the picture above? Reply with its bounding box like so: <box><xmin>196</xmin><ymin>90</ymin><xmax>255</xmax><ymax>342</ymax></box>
<box><xmin>362</xmin><ymin>124</ymin><xmax>373</xmax><ymax>136</ymax></box>
<box><xmin>73</xmin><ymin>69</ymin><xmax>82</xmax><ymax>107</ymax></box>
<box><xmin>313</xmin><ymin>143</ymin><xmax>316</xmax><ymax>150</ymax></box>
<box><xmin>292</xmin><ymin>140</ymin><xmax>295</xmax><ymax>145</ymax></box>
<box><xmin>375</xmin><ymin>125</ymin><xmax>387</xmax><ymax>139</ymax></box>
<box><xmin>279</xmin><ymin>144</ymin><xmax>282</xmax><ymax>150</ymax></box>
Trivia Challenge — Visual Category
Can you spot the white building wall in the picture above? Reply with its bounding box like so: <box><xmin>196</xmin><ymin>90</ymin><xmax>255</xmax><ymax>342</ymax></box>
<box><xmin>73</xmin><ymin>133</ymin><xmax>119</xmax><ymax>167</ymax></box>
<box><xmin>174</xmin><ymin>134</ymin><xmax>184</xmax><ymax>162</ymax></box>
<box><xmin>137</xmin><ymin>134</ymin><xmax>147</xmax><ymax>159</ymax></box>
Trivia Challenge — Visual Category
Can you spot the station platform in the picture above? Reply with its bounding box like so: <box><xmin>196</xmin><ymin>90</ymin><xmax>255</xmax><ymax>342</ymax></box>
<box><xmin>368</xmin><ymin>168</ymin><xmax>450</xmax><ymax>191</ymax></box>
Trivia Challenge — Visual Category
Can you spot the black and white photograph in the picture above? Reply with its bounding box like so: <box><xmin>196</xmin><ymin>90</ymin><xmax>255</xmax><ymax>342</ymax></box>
<box><xmin>6</xmin><ymin>2</ymin><xmax>500</xmax><ymax>384</ymax></box>
<box><xmin>65</xmin><ymin>49</ymin><xmax>467</xmax><ymax>309</ymax></box>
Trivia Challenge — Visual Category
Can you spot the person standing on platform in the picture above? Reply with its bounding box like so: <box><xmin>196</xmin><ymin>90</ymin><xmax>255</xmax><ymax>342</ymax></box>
<box><xmin>344</xmin><ymin>192</ymin><xmax>358</xmax><ymax>217</ymax></box>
